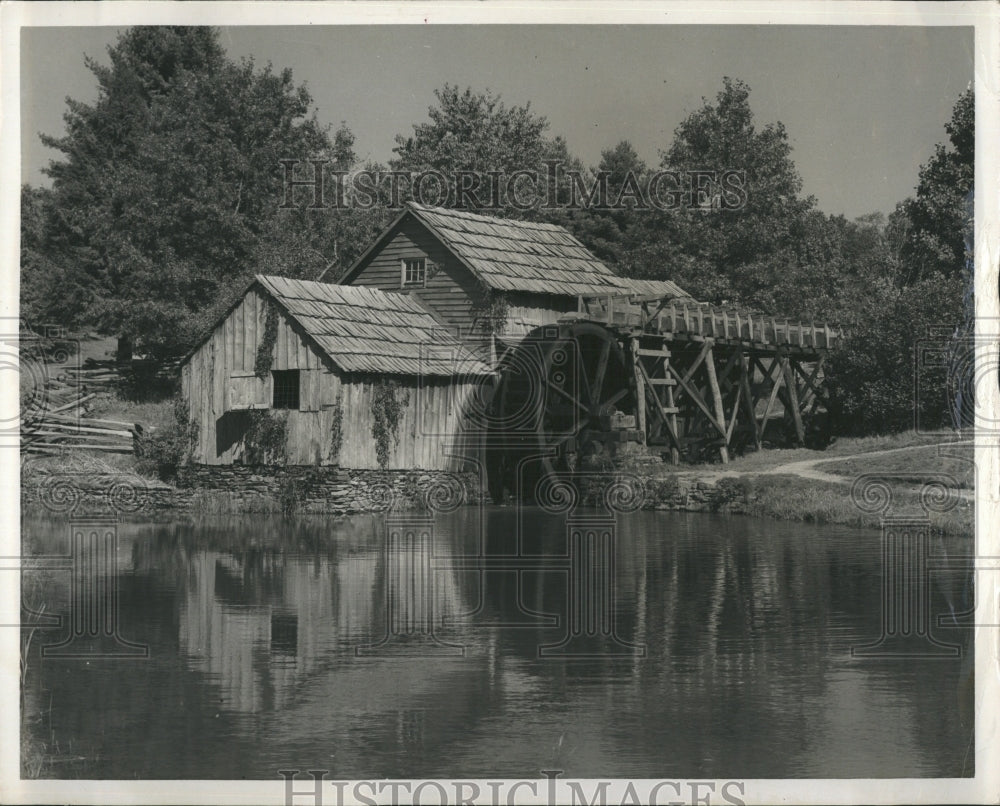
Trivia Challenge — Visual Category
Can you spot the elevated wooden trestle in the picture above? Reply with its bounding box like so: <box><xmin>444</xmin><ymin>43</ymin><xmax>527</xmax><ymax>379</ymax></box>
<box><xmin>575</xmin><ymin>294</ymin><xmax>840</xmax><ymax>464</ymax></box>
<box><xmin>486</xmin><ymin>291</ymin><xmax>841</xmax><ymax>504</ymax></box>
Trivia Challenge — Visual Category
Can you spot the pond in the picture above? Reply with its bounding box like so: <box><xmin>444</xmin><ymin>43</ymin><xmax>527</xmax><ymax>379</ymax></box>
<box><xmin>20</xmin><ymin>507</ymin><xmax>973</xmax><ymax>779</ymax></box>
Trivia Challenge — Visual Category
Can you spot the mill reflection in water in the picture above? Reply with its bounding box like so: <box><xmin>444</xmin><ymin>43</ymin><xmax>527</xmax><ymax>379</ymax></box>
<box><xmin>22</xmin><ymin>507</ymin><xmax>973</xmax><ymax>779</ymax></box>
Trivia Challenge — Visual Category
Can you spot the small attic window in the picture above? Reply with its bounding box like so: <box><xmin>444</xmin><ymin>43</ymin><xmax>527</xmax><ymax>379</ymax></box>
<box><xmin>401</xmin><ymin>258</ymin><xmax>426</xmax><ymax>287</ymax></box>
<box><xmin>272</xmin><ymin>370</ymin><xmax>300</xmax><ymax>409</ymax></box>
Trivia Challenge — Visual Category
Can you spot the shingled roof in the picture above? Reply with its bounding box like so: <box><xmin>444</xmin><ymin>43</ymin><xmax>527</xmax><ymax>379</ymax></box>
<box><xmin>255</xmin><ymin>275</ymin><xmax>493</xmax><ymax>376</ymax></box>
<box><xmin>342</xmin><ymin>202</ymin><xmax>694</xmax><ymax>299</ymax></box>
<box><xmin>407</xmin><ymin>203</ymin><xmax>624</xmax><ymax>296</ymax></box>
<box><xmin>611</xmin><ymin>277</ymin><xmax>692</xmax><ymax>300</ymax></box>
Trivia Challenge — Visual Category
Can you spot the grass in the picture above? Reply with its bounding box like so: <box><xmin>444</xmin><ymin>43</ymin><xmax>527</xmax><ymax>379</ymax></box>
<box><xmin>22</xmin><ymin>415</ymin><xmax>975</xmax><ymax>537</ymax></box>
<box><xmin>22</xmin><ymin>449</ymin><xmax>154</xmax><ymax>483</ymax></box>
<box><xmin>625</xmin><ymin>429</ymin><xmax>975</xmax><ymax>537</ymax></box>
<box><xmin>90</xmin><ymin>396</ymin><xmax>176</xmax><ymax>431</ymax></box>
<box><xmin>736</xmin><ymin>474</ymin><xmax>973</xmax><ymax>537</ymax></box>
<box><xmin>645</xmin><ymin>430</ymin><xmax>967</xmax><ymax>475</ymax></box>
<box><xmin>815</xmin><ymin>443</ymin><xmax>975</xmax><ymax>489</ymax></box>
<box><xmin>67</xmin><ymin>334</ymin><xmax>117</xmax><ymax>367</ymax></box>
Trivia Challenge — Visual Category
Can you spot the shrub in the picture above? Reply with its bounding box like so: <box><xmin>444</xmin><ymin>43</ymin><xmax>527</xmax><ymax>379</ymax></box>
<box><xmin>825</xmin><ymin>273</ymin><xmax>966</xmax><ymax>435</ymax></box>
<box><xmin>135</xmin><ymin>397</ymin><xmax>198</xmax><ymax>479</ymax></box>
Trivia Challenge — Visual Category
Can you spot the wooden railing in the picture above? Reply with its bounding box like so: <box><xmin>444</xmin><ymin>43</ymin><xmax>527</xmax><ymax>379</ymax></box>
<box><xmin>577</xmin><ymin>294</ymin><xmax>841</xmax><ymax>351</ymax></box>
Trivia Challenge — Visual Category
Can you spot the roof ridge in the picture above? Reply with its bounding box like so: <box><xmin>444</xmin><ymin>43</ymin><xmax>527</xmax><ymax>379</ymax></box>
<box><xmin>407</xmin><ymin>201</ymin><xmax>566</xmax><ymax>232</ymax></box>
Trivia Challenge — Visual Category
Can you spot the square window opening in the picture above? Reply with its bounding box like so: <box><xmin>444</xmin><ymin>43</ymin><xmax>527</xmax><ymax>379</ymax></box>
<box><xmin>272</xmin><ymin>369</ymin><xmax>300</xmax><ymax>409</ymax></box>
<box><xmin>402</xmin><ymin>258</ymin><xmax>426</xmax><ymax>287</ymax></box>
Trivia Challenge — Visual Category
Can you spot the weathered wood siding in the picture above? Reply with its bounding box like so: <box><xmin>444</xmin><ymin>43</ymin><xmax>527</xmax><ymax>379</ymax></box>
<box><xmin>502</xmin><ymin>291</ymin><xmax>579</xmax><ymax>337</ymax></box>
<box><xmin>348</xmin><ymin>215</ymin><xmax>487</xmax><ymax>340</ymax></box>
<box><xmin>335</xmin><ymin>376</ymin><xmax>484</xmax><ymax>470</ymax></box>
<box><xmin>181</xmin><ymin>287</ymin><xmax>484</xmax><ymax>470</ymax></box>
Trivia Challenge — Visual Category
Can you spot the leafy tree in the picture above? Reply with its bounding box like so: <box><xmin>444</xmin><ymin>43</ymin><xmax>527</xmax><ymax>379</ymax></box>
<box><xmin>557</xmin><ymin>140</ymin><xmax>650</xmax><ymax>266</ymax></box>
<box><xmin>826</xmin><ymin>272</ymin><xmax>964</xmax><ymax>434</ymax></box>
<box><xmin>899</xmin><ymin>88</ymin><xmax>973</xmax><ymax>284</ymax></box>
<box><xmin>19</xmin><ymin>185</ymin><xmax>80</xmax><ymax>328</ymax></box>
<box><xmin>28</xmin><ymin>26</ymin><xmax>340</xmax><ymax>358</ymax></box>
<box><xmin>391</xmin><ymin>84</ymin><xmax>578</xmax><ymax>217</ymax></box>
<box><xmin>825</xmin><ymin>90</ymin><xmax>972</xmax><ymax>434</ymax></box>
<box><xmin>624</xmin><ymin>78</ymin><xmax>815</xmax><ymax>307</ymax></box>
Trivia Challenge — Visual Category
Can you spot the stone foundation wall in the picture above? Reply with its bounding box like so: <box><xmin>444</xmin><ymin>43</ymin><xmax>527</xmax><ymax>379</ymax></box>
<box><xmin>174</xmin><ymin>464</ymin><xmax>484</xmax><ymax>515</ymax></box>
<box><xmin>637</xmin><ymin>475</ymin><xmax>755</xmax><ymax>514</ymax></box>
<box><xmin>22</xmin><ymin>462</ymin><xmax>750</xmax><ymax>520</ymax></box>
<box><xmin>532</xmin><ymin>470</ymin><xmax>754</xmax><ymax>515</ymax></box>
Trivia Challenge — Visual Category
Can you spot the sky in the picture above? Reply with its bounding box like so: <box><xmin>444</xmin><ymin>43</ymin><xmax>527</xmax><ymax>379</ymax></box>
<box><xmin>20</xmin><ymin>24</ymin><xmax>974</xmax><ymax>219</ymax></box>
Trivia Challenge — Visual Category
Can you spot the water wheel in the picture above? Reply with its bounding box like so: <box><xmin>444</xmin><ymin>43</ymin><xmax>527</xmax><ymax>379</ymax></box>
<box><xmin>485</xmin><ymin>321</ymin><xmax>637</xmax><ymax>503</ymax></box>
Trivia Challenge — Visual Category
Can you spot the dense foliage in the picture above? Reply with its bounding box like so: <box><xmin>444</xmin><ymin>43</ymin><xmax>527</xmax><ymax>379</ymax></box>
<box><xmin>390</xmin><ymin>84</ymin><xmax>580</xmax><ymax>217</ymax></box>
<box><xmin>134</xmin><ymin>396</ymin><xmax>198</xmax><ymax>479</ymax></box>
<box><xmin>242</xmin><ymin>409</ymin><xmax>288</xmax><ymax>465</ymax></box>
<box><xmin>23</xmin><ymin>28</ymin><xmax>358</xmax><ymax>359</ymax></box>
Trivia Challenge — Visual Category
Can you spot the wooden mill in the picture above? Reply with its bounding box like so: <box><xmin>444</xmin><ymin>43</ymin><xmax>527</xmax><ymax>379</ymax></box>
<box><xmin>178</xmin><ymin>201</ymin><xmax>840</xmax><ymax>495</ymax></box>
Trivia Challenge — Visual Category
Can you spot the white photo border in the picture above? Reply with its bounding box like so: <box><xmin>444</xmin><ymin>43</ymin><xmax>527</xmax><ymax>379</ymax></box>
<box><xmin>1</xmin><ymin>2</ymin><xmax>997</xmax><ymax>804</ymax></box>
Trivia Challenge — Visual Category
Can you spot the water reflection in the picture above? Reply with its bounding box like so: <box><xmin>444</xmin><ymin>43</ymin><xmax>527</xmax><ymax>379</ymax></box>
<box><xmin>22</xmin><ymin>508</ymin><xmax>972</xmax><ymax>779</ymax></box>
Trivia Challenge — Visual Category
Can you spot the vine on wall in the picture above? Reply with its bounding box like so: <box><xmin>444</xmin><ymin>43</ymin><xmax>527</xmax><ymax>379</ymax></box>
<box><xmin>470</xmin><ymin>281</ymin><xmax>509</xmax><ymax>335</ymax></box>
<box><xmin>328</xmin><ymin>394</ymin><xmax>344</xmax><ymax>464</ymax></box>
<box><xmin>243</xmin><ymin>409</ymin><xmax>288</xmax><ymax>465</ymax></box>
<box><xmin>254</xmin><ymin>300</ymin><xmax>279</xmax><ymax>379</ymax></box>
<box><xmin>370</xmin><ymin>380</ymin><xmax>409</xmax><ymax>469</ymax></box>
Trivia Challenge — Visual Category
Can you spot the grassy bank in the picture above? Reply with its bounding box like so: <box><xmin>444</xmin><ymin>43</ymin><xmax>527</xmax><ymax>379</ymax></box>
<box><xmin>623</xmin><ymin>430</ymin><xmax>975</xmax><ymax>537</ymax></box>
<box><xmin>647</xmin><ymin>430</ymin><xmax>966</xmax><ymax>474</ymax></box>
<box><xmin>814</xmin><ymin>443</ymin><xmax>974</xmax><ymax>489</ymax></box>
<box><xmin>727</xmin><ymin>474</ymin><xmax>973</xmax><ymax>536</ymax></box>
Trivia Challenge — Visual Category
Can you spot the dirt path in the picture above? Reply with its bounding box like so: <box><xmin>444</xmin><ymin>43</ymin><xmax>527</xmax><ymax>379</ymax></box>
<box><xmin>676</xmin><ymin>440</ymin><xmax>975</xmax><ymax>489</ymax></box>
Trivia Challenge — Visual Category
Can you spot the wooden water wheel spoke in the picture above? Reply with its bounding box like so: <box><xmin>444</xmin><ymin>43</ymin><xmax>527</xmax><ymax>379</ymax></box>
<box><xmin>540</xmin><ymin>431</ymin><xmax>579</xmax><ymax>449</ymax></box>
<box><xmin>589</xmin><ymin>339</ymin><xmax>612</xmax><ymax>406</ymax></box>
<box><xmin>600</xmin><ymin>387</ymin><xmax>629</xmax><ymax>411</ymax></box>
<box><xmin>487</xmin><ymin>320</ymin><xmax>638</xmax><ymax>501</ymax></box>
<box><xmin>543</xmin><ymin>376</ymin><xmax>590</xmax><ymax>414</ymax></box>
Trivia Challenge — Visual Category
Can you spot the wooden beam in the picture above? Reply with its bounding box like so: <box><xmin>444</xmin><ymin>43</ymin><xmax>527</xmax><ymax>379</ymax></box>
<box><xmin>726</xmin><ymin>382</ymin><xmax>742</xmax><ymax>442</ymax></box>
<box><xmin>703</xmin><ymin>342</ymin><xmax>730</xmax><ymax>463</ymax></box>
<box><xmin>664</xmin><ymin>360</ymin><xmax>726</xmax><ymax>437</ymax></box>
<box><xmin>792</xmin><ymin>356</ymin><xmax>828</xmax><ymax>410</ymax></box>
<box><xmin>715</xmin><ymin>347</ymin><xmax>741</xmax><ymax>392</ymax></box>
<box><xmin>630</xmin><ymin>339</ymin><xmax>647</xmax><ymax>444</ymax></box>
<box><xmin>781</xmin><ymin>355</ymin><xmax>806</xmax><ymax>445</ymax></box>
<box><xmin>641</xmin><ymin>372</ymin><xmax>684</xmax><ymax>458</ymax></box>
<box><xmin>739</xmin><ymin>352</ymin><xmax>762</xmax><ymax>450</ymax></box>
<box><xmin>758</xmin><ymin>356</ymin><xmax>784</xmax><ymax>440</ymax></box>
<box><xmin>590</xmin><ymin>338</ymin><xmax>612</xmax><ymax>407</ymax></box>
<box><xmin>665</xmin><ymin>380</ymin><xmax>680</xmax><ymax>465</ymax></box>
<box><xmin>680</xmin><ymin>340</ymin><xmax>713</xmax><ymax>387</ymax></box>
